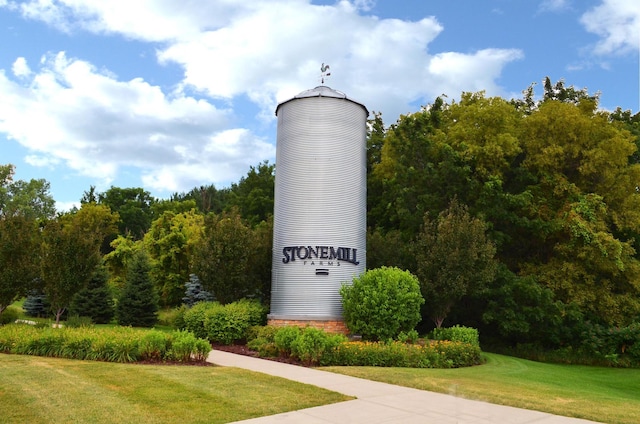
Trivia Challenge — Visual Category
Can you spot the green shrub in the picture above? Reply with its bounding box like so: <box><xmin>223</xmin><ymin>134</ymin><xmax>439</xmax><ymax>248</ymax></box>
<box><xmin>199</xmin><ymin>299</ymin><xmax>266</xmax><ymax>345</ymax></box>
<box><xmin>246</xmin><ymin>325</ymin><xmax>279</xmax><ymax>357</ymax></box>
<box><xmin>340</xmin><ymin>267</ymin><xmax>424</xmax><ymax>341</ymax></box>
<box><xmin>431</xmin><ymin>325</ymin><xmax>480</xmax><ymax>347</ymax></box>
<box><xmin>290</xmin><ymin>327</ymin><xmax>347</xmax><ymax>366</ymax></box>
<box><xmin>397</xmin><ymin>329</ymin><xmax>420</xmax><ymax>344</ymax></box>
<box><xmin>170</xmin><ymin>305</ymin><xmax>188</xmax><ymax>329</ymax></box>
<box><xmin>274</xmin><ymin>326</ymin><xmax>301</xmax><ymax>356</ymax></box>
<box><xmin>182</xmin><ymin>301</ymin><xmax>212</xmax><ymax>338</ymax></box>
<box><xmin>139</xmin><ymin>330</ymin><xmax>170</xmax><ymax>361</ymax></box>
<box><xmin>0</xmin><ymin>306</ymin><xmax>20</xmax><ymax>325</ymax></box>
<box><xmin>168</xmin><ymin>329</ymin><xmax>211</xmax><ymax>362</ymax></box>
<box><xmin>65</xmin><ymin>315</ymin><xmax>94</xmax><ymax>328</ymax></box>
<box><xmin>321</xmin><ymin>340</ymin><xmax>482</xmax><ymax>368</ymax></box>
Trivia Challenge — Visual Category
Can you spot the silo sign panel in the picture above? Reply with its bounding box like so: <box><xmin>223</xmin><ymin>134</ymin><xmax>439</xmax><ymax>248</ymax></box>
<box><xmin>269</xmin><ymin>85</ymin><xmax>368</xmax><ymax>320</ymax></box>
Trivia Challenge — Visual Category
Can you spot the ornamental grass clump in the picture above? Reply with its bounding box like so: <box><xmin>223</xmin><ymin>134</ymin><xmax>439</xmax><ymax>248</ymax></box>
<box><xmin>0</xmin><ymin>324</ymin><xmax>210</xmax><ymax>364</ymax></box>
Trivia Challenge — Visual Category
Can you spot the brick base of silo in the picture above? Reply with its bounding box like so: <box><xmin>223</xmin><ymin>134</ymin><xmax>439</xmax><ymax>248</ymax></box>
<box><xmin>267</xmin><ymin>318</ymin><xmax>349</xmax><ymax>335</ymax></box>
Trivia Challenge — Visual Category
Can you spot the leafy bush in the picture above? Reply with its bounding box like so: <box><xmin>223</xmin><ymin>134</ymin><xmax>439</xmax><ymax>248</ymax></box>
<box><xmin>397</xmin><ymin>329</ymin><xmax>420</xmax><ymax>344</ymax></box>
<box><xmin>273</xmin><ymin>326</ymin><xmax>301</xmax><ymax>355</ymax></box>
<box><xmin>430</xmin><ymin>325</ymin><xmax>480</xmax><ymax>347</ymax></box>
<box><xmin>204</xmin><ymin>299</ymin><xmax>266</xmax><ymax>345</ymax></box>
<box><xmin>577</xmin><ymin>322</ymin><xmax>640</xmax><ymax>365</ymax></box>
<box><xmin>168</xmin><ymin>329</ymin><xmax>211</xmax><ymax>362</ymax></box>
<box><xmin>139</xmin><ymin>330</ymin><xmax>170</xmax><ymax>361</ymax></box>
<box><xmin>0</xmin><ymin>306</ymin><xmax>20</xmax><ymax>325</ymax></box>
<box><xmin>181</xmin><ymin>301</ymin><xmax>211</xmax><ymax>338</ymax></box>
<box><xmin>289</xmin><ymin>327</ymin><xmax>347</xmax><ymax>366</ymax></box>
<box><xmin>246</xmin><ymin>325</ymin><xmax>279</xmax><ymax>357</ymax></box>
<box><xmin>340</xmin><ymin>267</ymin><xmax>424</xmax><ymax>341</ymax></box>
<box><xmin>321</xmin><ymin>340</ymin><xmax>482</xmax><ymax>368</ymax></box>
<box><xmin>183</xmin><ymin>299</ymin><xmax>266</xmax><ymax>345</ymax></box>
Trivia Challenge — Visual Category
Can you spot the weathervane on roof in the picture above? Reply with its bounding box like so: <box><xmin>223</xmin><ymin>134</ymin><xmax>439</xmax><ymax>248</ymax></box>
<box><xmin>320</xmin><ymin>63</ymin><xmax>331</xmax><ymax>85</ymax></box>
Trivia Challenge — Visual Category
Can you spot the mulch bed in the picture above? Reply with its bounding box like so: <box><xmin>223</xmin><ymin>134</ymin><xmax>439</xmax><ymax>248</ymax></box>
<box><xmin>212</xmin><ymin>343</ymin><xmax>309</xmax><ymax>367</ymax></box>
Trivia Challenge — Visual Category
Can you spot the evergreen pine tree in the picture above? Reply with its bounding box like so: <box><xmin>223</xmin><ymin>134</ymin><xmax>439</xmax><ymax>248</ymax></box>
<box><xmin>22</xmin><ymin>289</ymin><xmax>50</xmax><ymax>318</ymax></box>
<box><xmin>116</xmin><ymin>251</ymin><xmax>159</xmax><ymax>327</ymax></box>
<box><xmin>69</xmin><ymin>265</ymin><xmax>114</xmax><ymax>324</ymax></box>
<box><xmin>182</xmin><ymin>274</ymin><xmax>215</xmax><ymax>307</ymax></box>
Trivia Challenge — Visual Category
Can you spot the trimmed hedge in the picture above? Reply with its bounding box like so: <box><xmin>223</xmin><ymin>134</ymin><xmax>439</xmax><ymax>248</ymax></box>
<box><xmin>0</xmin><ymin>324</ymin><xmax>211</xmax><ymax>363</ymax></box>
<box><xmin>321</xmin><ymin>340</ymin><xmax>482</xmax><ymax>368</ymax></box>
<box><xmin>246</xmin><ymin>325</ymin><xmax>482</xmax><ymax>368</ymax></box>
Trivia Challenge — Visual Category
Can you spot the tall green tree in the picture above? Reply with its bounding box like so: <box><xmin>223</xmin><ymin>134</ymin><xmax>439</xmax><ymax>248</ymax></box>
<box><xmin>97</xmin><ymin>186</ymin><xmax>155</xmax><ymax>239</ymax></box>
<box><xmin>116</xmin><ymin>250</ymin><xmax>159</xmax><ymax>327</ymax></box>
<box><xmin>0</xmin><ymin>164</ymin><xmax>55</xmax><ymax>220</ymax></box>
<box><xmin>69</xmin><ymin>265</ymin><xmax>114</xmax><ymax>324</ymax></box>
<box><xmin>143</xmin><ymin>208</ymin><xmax>204</xmax><ymax>307</ymax></box>
<box><xmin>191</xmin><ymin>209</ymin><xmax>254</xmax><ymax>304</ymax></box>
<box><xmin>414</xmin><ymin>199</ymin><xmax>497</xmax><ymax>328</ymax></box>
<box><xmin>517</xmin><ymin>99</ymin><xmax>640</xmax><ymax>325</ymax></box>
<box><xmin>41</xmin><ymin>204</ymin><xmax>117</xmax><ymax>324</ymax></box>
<box><xmin>226</xmin><ymin>160</ymin><xmax>275</xmax><ymax>226</ymax></box>
<box><xmin>0</xmin><ymin>215</ymin><xmax>40</xmax><ymax>314</ymax></box>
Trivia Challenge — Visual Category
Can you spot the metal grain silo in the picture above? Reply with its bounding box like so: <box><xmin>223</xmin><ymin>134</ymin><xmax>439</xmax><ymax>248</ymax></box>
<box><xmin>268</xmin><ymin>85</ymin><xmax>368</xmax><ymax>331</ymax></box>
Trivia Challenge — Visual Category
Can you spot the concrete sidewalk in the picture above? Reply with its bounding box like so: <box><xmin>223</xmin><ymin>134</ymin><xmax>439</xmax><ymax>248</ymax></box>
<box><xmin>207</xmin><ymin>350</ymin><xmax>601</xmax><ymax>424</ymax></box>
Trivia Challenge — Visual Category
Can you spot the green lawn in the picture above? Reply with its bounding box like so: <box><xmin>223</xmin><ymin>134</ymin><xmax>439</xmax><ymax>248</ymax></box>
<box><xmin>321</xmin><ymin>352</ymin><xmax>640</xmax><ymax>424</ymax></box>
<box><xmin>0</xmin><ymin>354</ymin><xmax>351</xmax><ymax>424</ymax></box>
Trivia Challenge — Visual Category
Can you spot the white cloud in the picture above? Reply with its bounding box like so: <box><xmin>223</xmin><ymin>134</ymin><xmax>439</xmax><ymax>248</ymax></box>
<box><xmin>0</xmin><ymin>0</ymin><xmax>530</xmax><ymax>197</ymax></box>
<box><xmin>0</xmin><ymin>52</ymin><xmax>273</xmax><ymax>193</ymax></box>
<box><xmin>581</xmin><ymin>0</ymin><xmax>640</xmax><ymax>56</ymax></box>
<box><xmin>11</xmin><ymin>57</ymin><xmax>31</xmax><ymax>77</ymax></box>
<box><xmin>5</xmin><ymin>0</ymin><xmax>524</xmax><ymax>122</ymax></box>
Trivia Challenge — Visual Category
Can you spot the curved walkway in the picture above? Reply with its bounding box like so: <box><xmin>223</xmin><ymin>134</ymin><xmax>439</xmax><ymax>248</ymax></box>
<box><xmin>207</xmin><ymin>350</ymin><xmax>601</xmax><ymax>424</ymax></box>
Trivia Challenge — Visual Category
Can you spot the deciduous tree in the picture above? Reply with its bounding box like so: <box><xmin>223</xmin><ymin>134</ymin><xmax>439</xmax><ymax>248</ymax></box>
<box><xmin>414</xmin><ymin>199</ymin><xmax>497</xmax><ymax>328</ymax></box>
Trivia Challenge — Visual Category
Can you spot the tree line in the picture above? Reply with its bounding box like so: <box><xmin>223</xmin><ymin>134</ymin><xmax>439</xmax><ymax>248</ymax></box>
<box><xmin>2</xmin><ymin>77</ymin><xmax>640</xmax><ymax>350</ymax></box>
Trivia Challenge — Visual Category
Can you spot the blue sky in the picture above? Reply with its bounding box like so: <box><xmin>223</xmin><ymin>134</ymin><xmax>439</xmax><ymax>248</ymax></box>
<box><xmin>0</xmin><ymin>0</ymin><xmax>638</xmax><ymax>211</ymax></box>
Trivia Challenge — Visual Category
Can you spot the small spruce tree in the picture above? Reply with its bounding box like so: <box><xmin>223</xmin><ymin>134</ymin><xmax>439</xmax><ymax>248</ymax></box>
<box><xmin>182</xmin><ymin>274</ymin><xmax>215</xmax><ymax>307</ymax></box>
<box><xmin>116</xmin><ymin>251</ymin><xmax>159</xmax><ymax>327</ymax></box>
<box><xmin>23</xmin><ymin>289</ymin><xmax>50</xmax><ymax>318</ymax></box>
<box><xmin>69</xmin><ymin>265</ymin><xmax>114</xmax><ymax>324</ymax></box>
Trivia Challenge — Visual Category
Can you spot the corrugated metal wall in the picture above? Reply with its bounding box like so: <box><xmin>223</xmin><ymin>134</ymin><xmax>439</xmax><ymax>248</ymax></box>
<box><xmin>270</xmin><ymin>88</ymin><xmax>367</xmax><ymax>319</ymax></box>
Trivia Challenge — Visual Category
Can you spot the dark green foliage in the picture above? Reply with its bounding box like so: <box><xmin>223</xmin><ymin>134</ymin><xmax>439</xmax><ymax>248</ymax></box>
<box><xmin>290</xmin><ymin>327</ymin><xmax>346</xmax><ymax>365</ymax></box>
<box><xmin>414</xmin><ymin>199</ymin><xmax>497</xmax><ymax>328</ymax></box>
<box><xmin>430</xmin><ymin>325</ymin><xmax>480</xmax><ymax>347</ymax></box>
<box><xmin>65</xmin><ymin>315</ymin><xmax>94</xmax><ymax>328</ymax></box>
<box><xmin>23</xmin><ymin>290</ymin><xmax>50</xmax><ymax>318</ymax></box>
<box><xmin>340</xmin><ymin>267</ymin><xmax>424</xmax><ymax>341</ymax></box>
<box><xmin>116</xmin><ymin>251</ymin><xmax>159</xmax><ymax>327</ymax></box>
<box><xmin>192</xmin><ymin>210</ymin><xmax>268</xmax><ymax>304</ymax></box>
<box><xmin>226</xmin><ymin>160</ymin><xmax>275</xmax><ymax>227</ymax></box>
<box><xmin>97</xmin><ymin>186</ymin><xmax>156</xmax><ymax>239</ymax></box>
<box><xmin>0</xmin><ymin>214</ymin><xmax>41</xmax><ymax>313</ymax></box>
<box><xmin>182</xmin><ymin>299</ymin><xmax>266</xmax><ymax>344</ymax></box>
<box><xmin>69</xmin><ymin>266</ymin><xmax>114</xmax><ymax>324</ymax></box>
<box><xmin>182</xmin><ymin>274</ymin><xmax>215</xmax><ymax>307</ymax></box>
<box><xmin>273</xmin><ymin>326</ymin><xmax>301</xmax><ymax>355</ymax></box>
<box><xmin>0</xmin><ymin>306</ymin><xmax>19</xmax><ymax>325</ymax></box>
<box><xmin>577</xmin><ymin>322</ymin><xmax>640</xmax><ymax>365</ymax></box>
